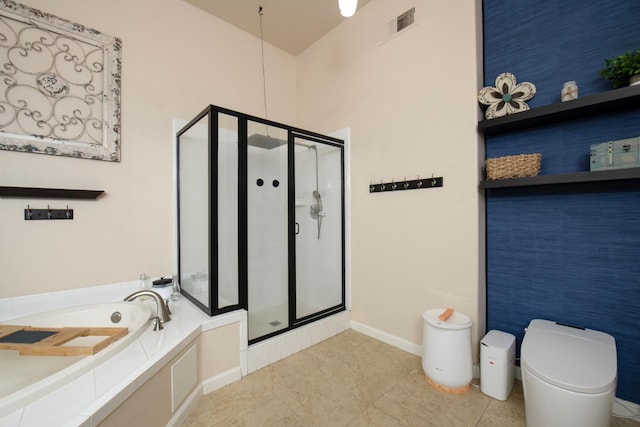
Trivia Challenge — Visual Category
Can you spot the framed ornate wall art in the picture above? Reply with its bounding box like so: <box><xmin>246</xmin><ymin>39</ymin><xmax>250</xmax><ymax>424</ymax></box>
<box><xmin>0</xmin><ymin>0</ymin><xmax>121</xmax><ymax>161</ymax></box>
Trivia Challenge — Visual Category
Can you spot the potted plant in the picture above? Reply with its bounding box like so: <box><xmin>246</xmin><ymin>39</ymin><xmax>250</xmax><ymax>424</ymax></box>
<box><xmin>599</xmin><ymin>49</ymin><xmax>640</xmax><ymax>88</ymax></box>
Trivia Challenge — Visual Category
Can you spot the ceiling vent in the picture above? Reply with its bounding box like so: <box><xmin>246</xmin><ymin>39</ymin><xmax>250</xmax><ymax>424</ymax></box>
<box><xmin>379</xmin><ymin>7</ymin><xmax>416</xmax><ymax>46</ymax></box>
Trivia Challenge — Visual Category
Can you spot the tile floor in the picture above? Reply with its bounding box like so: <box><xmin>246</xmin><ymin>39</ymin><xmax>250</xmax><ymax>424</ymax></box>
<box><xmin>184</xmin><ymin>329</ymin><xmax>638</xmax><ymax>426</ymax></box>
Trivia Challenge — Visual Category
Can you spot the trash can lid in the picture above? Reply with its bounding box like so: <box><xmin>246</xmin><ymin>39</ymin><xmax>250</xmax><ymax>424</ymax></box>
<box><xmin>423</xmin><ymin>309</ymin><xmax>472</xmax><ymax>330</ymax></box>
<box><xmin>481</xmin><ymin>330</ymin><xmax>515</xmax><ymax>349</ymax></box>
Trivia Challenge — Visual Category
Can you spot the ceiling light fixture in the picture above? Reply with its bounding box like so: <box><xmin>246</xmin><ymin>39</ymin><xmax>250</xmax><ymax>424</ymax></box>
<box><xmin>338</xmin><ymin>0</ymin><xmax>358</xmax><ymax>17</ymax></box>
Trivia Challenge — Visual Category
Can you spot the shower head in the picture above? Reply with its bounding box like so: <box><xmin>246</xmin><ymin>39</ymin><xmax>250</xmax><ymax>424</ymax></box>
<box><xmin>247</xmin><ymin>133</ymin><xmax>287</xmax><ymax>150</ymax></box>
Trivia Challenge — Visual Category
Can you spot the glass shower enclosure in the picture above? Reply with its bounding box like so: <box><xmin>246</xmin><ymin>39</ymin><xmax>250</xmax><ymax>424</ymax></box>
<box><xmin>176</xmin><ymin>105</ymin><xmax>345</xmax><ymax>343</ymax></box>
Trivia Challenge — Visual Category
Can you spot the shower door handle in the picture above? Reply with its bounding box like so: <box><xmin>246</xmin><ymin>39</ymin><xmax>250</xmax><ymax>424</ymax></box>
<box><xmin>295</xmin><ymin>222</ymin><xmax>300</xmax><ymax>235</ymax></box>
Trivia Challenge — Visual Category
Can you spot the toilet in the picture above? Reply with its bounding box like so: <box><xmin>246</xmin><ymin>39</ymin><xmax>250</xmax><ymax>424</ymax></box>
<box><xmin>521</xmin><ymin>319</ymin><xmax>617</xmax><ymax>427</ymax></box>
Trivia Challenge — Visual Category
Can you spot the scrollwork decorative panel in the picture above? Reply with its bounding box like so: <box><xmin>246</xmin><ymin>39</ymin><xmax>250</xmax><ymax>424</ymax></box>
<box><xmin>0</xmin><ymin>0</ymin><xmax>121</xmax><ymax>161</ymax></box>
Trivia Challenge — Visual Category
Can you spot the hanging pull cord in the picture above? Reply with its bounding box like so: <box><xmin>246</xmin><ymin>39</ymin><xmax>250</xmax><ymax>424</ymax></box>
<box><xmin>258</xmin><ymin>6</ymin><xmax>269</xmax><ymax>126</ymax></box>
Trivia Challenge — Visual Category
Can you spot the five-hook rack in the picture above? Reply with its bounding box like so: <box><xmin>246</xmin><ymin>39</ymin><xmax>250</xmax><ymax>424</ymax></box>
<box><xmin>369</xmin><ymin>175</ymin><xmax>443</xmax><ymax>193</ymax></box>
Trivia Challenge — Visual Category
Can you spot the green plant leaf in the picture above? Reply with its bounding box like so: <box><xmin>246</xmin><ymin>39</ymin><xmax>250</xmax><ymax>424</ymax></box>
<box><xmin>599</xmin><ymin>49</ymin><xmax>640</xmax><ymax>87</ymax></box>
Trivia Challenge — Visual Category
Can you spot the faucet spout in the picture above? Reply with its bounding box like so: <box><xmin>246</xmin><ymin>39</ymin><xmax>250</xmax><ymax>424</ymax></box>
<box><xmin>124</xmin><ymin>290</ymin><xmax>171</xmax><ymax>326</ymax></box>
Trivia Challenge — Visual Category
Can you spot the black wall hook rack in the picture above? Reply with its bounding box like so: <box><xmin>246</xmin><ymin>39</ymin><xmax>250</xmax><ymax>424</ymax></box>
<box><xmin>24</xmin><ymin>205</ymin><xmax>74</xmax><ymax>221</ymax></box>
<box><xmin>369</xmin><ymin>176</ymin><xmax>443</xmax><ymax>193</ymax></box>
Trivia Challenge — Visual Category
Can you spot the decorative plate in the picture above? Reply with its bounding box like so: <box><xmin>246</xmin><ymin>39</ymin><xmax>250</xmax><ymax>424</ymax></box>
<box><xmin>478</xmin><ymin>73</ymin><xmax>536</xmax><ymax>119</ymax></box>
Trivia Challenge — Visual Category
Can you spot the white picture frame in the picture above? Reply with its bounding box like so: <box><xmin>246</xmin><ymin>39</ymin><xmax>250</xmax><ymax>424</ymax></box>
<box><xmin>0</xmin><ymin>0</ymin><xmax>121</xmax><ymax>161</ymax></box>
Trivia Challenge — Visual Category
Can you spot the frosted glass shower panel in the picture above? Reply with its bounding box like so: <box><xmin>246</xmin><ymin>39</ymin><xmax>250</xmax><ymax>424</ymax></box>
<box><xmin>294</xmin><ymin>137</ymin><xmax>344</xmax><ymax>319</ymax></box>
<box><xmin>177</xmin><ymin>110</ymin><xmax>239</xmax><ymax>314</ymax></box>
<box><xmin>178</xmin><ymin>113</ymin><xmax>209</xmax><ymax>308</ymax></box>
<box><xmin>247</xmin><ymin>122</ymin><xmax>289</xmax><ymax>340</ymax></box>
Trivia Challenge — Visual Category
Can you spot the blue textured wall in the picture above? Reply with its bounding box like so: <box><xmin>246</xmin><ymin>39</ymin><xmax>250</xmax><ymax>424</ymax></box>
<box><xmin>483</xmin><ymin>0</ymin><xmax>640</xmax><ymax>403</ymax></box>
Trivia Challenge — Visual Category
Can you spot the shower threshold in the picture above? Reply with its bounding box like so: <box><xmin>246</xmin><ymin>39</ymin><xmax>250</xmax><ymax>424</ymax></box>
<box><xmin>248</xmin><ymin>302</ymin><xmax>328</xmax><ymax>341</ymax></box>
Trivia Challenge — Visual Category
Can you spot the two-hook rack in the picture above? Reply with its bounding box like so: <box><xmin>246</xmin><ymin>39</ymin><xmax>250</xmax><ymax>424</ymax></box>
<box><xmin>369</xmin><ymin>175</ymin><xmax>444</xmax><ymax>193</ymax></box>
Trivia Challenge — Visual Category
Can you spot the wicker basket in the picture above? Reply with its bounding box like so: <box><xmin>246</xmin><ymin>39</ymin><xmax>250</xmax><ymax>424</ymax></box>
<box><xmin>486</xmin><ymin>153</ymin><xmax>541</xmax><ymax>180</ymax></box>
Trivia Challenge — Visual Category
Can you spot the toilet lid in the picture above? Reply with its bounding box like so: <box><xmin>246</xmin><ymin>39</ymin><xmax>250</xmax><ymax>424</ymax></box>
<box><xmin>521</xmin><ymin>320</ymin><xmax>617</xmax><ymax>394</ymax></box>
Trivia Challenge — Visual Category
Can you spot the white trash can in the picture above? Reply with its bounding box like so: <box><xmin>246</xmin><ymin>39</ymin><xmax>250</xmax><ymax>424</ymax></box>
<box><xmin>422</xmin><ymin>308</ymin><xmax>473</xmax><ymax>393</ymax></box>
<box><xmin>480</xmin><ymin>330</ymin><xmax>515</xmax><ymax>400</ymax></box>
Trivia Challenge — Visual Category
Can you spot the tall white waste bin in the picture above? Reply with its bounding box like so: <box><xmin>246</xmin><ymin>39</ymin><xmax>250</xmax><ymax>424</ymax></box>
<box><xmin>422</xmin><ymin>308</ymin><xmax>473</xmax><ymax>393</ymax></box>
<box><xmin>480</xmin><ymin>330</ymin><xmax>515</xmax><ymax>400</ymax></box>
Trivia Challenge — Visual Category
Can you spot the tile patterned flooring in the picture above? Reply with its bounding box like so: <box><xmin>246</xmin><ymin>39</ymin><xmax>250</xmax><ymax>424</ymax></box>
<box><xmin>184</xmin><ymin>329</ymin><xmax>638</xmax><ymax>426</ymax></box>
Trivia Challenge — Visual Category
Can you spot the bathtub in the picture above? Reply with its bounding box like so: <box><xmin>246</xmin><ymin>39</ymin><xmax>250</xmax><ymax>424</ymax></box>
<box><xmin>0</xmin><ymin>301</ymin><xmax>153</xmax><ymax>418</ymax></box>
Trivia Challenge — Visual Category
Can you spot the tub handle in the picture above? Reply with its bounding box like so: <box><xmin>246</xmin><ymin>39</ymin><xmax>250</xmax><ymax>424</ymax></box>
<box><xmin>152</xmin><ymin>316</ymin><xmax>163</xmax><ymax>331</ymax></box>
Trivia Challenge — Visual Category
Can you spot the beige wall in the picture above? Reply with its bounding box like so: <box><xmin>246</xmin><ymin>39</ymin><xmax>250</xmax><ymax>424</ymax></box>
<box><xmin>0</xmin><ymin>0</ymin><xmax>297</xmax><ymax>297</ymax></box>
<box><xmin>296</xmin><ymin>0</ymin><xmax>485</xmax><ymax>353</ymax></box>
<box><xmin>1</xmin><ymin>0</ymin><xmax>485</xmax><ymax>358</ymax></box>
<box><xmin>199</xmin><ymin>323</ymin><xmax>239</xmax><ymax>380</ymax></box>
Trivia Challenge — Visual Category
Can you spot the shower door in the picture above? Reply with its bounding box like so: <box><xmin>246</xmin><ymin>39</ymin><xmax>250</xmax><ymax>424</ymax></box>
<box><xmin>293</xmin><ymin>134</ymin><xmax>344</xmax><ymax>322</ymax></box>
<box><xmin>245</xmin><ymin>127</ymin><xmax>345</xmax><ymax>342</ymax></box>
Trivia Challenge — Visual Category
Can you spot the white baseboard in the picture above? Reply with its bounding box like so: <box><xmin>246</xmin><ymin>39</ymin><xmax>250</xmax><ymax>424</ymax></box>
<box><xmin>350</xmin><ymin>320</ymin><xmax>423</xmax><ymax>356</ymax></box>
<box><xmin>202</xmin><ymin>367</ymin><xmax>242</xmax><ymax>395</ymax></box>
<box><xmin>167</xmin><ymin>384</ymin><xmax>202</xmax><ymax>427</ymax></box>
<box><xmin>168</xmin><ymin>367</ymin><xmax>242</xmax><ymax>426</ymax></box>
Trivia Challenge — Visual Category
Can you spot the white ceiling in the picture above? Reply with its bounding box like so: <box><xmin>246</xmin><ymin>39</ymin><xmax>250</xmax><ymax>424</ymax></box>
<box><xmin>183</xmin><ymin>0</ymin><xmax>372</xmax><ymax>56</ymax></box>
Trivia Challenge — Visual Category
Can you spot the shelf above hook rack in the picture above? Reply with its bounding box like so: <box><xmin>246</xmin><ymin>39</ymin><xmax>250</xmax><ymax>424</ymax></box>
<box><xmin>369</xmin><ymin>176</ymin><xmax>443</xmax><ymax>193</ymax></box>
<box><xmin>0</xmin><ymin>186</ymin><xmax>104</xmax><ymax>199</ymax></box>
